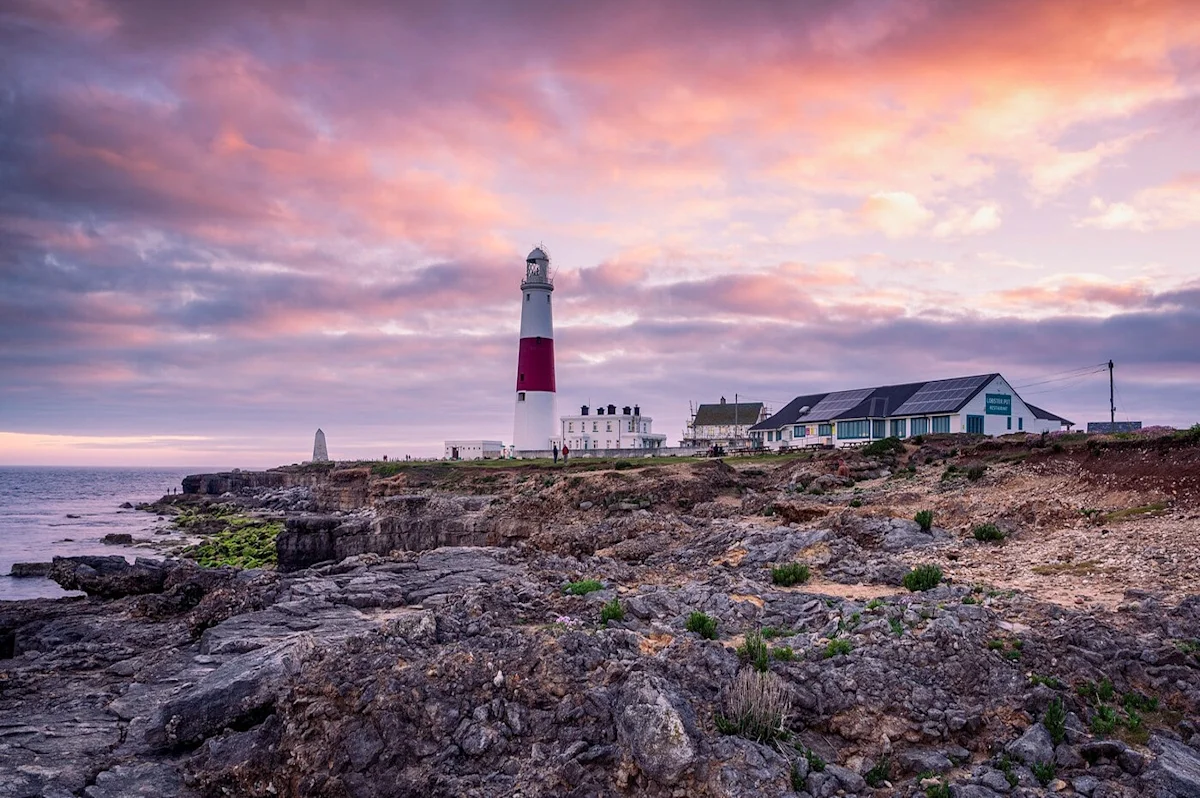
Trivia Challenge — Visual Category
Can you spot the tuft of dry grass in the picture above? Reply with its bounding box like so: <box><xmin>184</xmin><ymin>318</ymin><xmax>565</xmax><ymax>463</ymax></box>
<box><xmin>716</xmin><ymin>669</ymin><xmax>793</xmax><ymax>742</ymax></box>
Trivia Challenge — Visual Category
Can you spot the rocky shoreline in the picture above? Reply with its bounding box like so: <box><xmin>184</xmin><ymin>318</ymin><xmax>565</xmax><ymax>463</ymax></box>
<box><xmin>2</xmin><ymin>434</ymin><xmax>1199</xmax><ymax>797</ymax></box>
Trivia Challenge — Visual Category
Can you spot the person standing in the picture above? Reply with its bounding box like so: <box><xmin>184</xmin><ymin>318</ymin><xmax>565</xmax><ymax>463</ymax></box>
<box><xmin>561</xmin><ymin>444</ymin><xmax>569</xmax><ymax>463</ymax></box>
<box><xmin>552</xmin><ymin>446</ymin><xmax>559</xmax><ymax>464</ymax></box>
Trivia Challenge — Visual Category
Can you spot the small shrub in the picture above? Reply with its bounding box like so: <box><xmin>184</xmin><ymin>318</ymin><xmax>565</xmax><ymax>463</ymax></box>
<box><xmin>1052</xmin><ymin>442</ymin><xmax>1064</xmax><ymax>453</ymax></box>
<box><xmin>864</xmin><ymin>755</ymin><xmax>891</xmax><ymax>787</ymax></box>
<box><xmin>865</xmin><ymin>598</ymin><xmax>884</xmax><ymax>610</ymax></box>
<box><xmin>1091</xmin><ymin>705</ymin><xmax>1119</xmax><ymax>735</ymax></box>
<box><xmin>862</xmin><ymin>436</ymin><xmax>905</xmax><ymax>457</ymax></box>
<box><xmin>940</xmin><ymin>466</ymin><xmax>959</xmax><ymax>481</ymax></box>
<box><xmin>802</xmin><ymin>747</ymin><xmax>825</xmax><ymax>772</ymax></box>
<box><xmin>716</xmin><ymin>668</ymin><xmax>792</xmax><ymax>742</ymax></box>
<box><xmin>773</xmin><ymin>646</ymin><xmax>795</xmax><ymax>662</ymax></box>
<box><xmin>889</xmin><ymin>618</ymin><xmax>904</xmax><ymax>636</ymax></box>
<box><xmin>790</xmin><ymin>761</ymin><xmax>806</xmax><ymax>791</ymax></box>
<box><xmin>912</xmin><ymin>435</ymin><xmax>925</xmax><ymax>445</ymax></box>
<box><xmin>966</xmin><ymin>462</ymin><xmax>987</xmax><ymax>481</ymax></box>
<box><xmin>1003</xmin><ymin>648</ymin><xmax>1021</xmax><ymax>661</ymax></box>
<box><xmin>1097</xmin><ymin>678</ymin><xmax>1115</xmax><ymax>702</ymax></box>
<box><xmin>686</xmin><ymin>611</ymin><xmax>719</xmax><ymax>640</ymax></box>
<box><xmin>564</xmin><ymin>579</ymin><xmax>604</xmax><ymax>596</ymax></box>
<box><xmin>1030</xmin><ymin>674</ymin><xmax>1062</xmax><ymax>689</ymax></box>
<box><xmin>771</xmin><ymin>562</ymin><xmax>811</xmax><ymax>587</ymax></box>
<box><xmin>824</xmin><ymin>638</ymin><xmax>852</xmax><ymax>659</ymax></box>
<box><xmin>962</xmin><ymin>596</ymin><xmax>977</xmax><ymax>605</ymax></box>
<box><xmin>972</xmin><ymin>523</ymin><xmax>1005</xmax><ymax>543</ymax></box>
<box><xmin>1123</xmin><ymin>691</ymin><xmax>1158</xmax><ymax>713</ymax></box>
<box><xmin>849</xmin><ymin>498</ymin><xmax>863</xmax><ymax>508</ymax></box>
<box><xmin>1044</xmin><ymin>697</ymin><xmax>1066</xmax><ymax>745</ymax></box>
<box><xmin>600</xmin><ymin>598</ymin><xmax>625</xmax><ymax>625</ymax></box>
<box><xmin>737</xmin><ymin>631</ymin><xmax>770</xmax><ymax>672</ymax></box>
<box><xmin>914</xmin><ymin>509</ymin><xmax>934</xmax><ymax>531</ymax></box>
<box><xmin>613</xmin><ymin>460</ymin><xmax>635</xmax><ymax>470</ymax></box>
<box><xmin>988</xmin><ymin>639</ymin><xmax>1005</xmax><ymax>651</ymax></box>
<box><xmin>1031</xmin><ymin>761</ymin><xmax>1056</xmax><ymax>786</ymax></box>
<box><xmin>902</xmin><ymin>564</ymin><xmax>943</xmax><ymax>592</ymax></box>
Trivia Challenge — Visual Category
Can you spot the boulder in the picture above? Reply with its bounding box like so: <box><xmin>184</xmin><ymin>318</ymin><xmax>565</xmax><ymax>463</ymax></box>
<box><xmin>615</xmin><ymin>673</ymin><xmax>696</xmax><ymax>785</ymax></box>
<box><xmin>146</xmin><ymin>636</ymin><xmax>314</xmax><ymax>750</ymax></box>
<box><xmin>1006</xmin><ymin>723</ymin><xmax>1054</xmax><ymax>766</ymax></box>
<box><xmin>102</xmin><ymin>533</ymin><xmax>133</xmax><ymax>545</ymax></box>
<box><xmin>1143</xmin><ymin>735</ymin><xmax>1200</xmax><ymax>798</ymax></box>
<box><xmin>48</xmin><ymin>556</ymin><xmax>178</xmax><ymax>598</ymax></box>
<box><xmin>9</xmin><ymin>562</ymin><xmax>51</xmax><ymax>578</ymax></box>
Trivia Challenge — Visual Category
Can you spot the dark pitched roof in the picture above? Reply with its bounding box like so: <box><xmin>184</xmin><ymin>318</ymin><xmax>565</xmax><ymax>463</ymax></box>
<box><xmin>749</xmin><ymin>393</ymin><xmax>829</xmax><ymax>431</ymax></box>
<box><xmin>692</xmin><ymin>402</ymin><xmax>765</xmax><ymax>428</ymax></box>
<box><xmin>890</xmin><ymin>374</ymin><xmax>999</xmax><ymax>416</ymax></box>
<box><xmin>1026</xmin><ymin>403</ymin><xmax>1073</xmax><ymax>425</ymax></box>
<box><xmin>833</xmin><ymin>381</ymin><xmax>928</xmax><ymax>420</ymax></box>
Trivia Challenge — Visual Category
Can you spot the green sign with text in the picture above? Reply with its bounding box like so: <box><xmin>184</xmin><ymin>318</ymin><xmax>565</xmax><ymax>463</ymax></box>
<box><xmin>985</xmin><ymin>393</ymin><xmax>1011</xmax><ymax>415</ymax></box>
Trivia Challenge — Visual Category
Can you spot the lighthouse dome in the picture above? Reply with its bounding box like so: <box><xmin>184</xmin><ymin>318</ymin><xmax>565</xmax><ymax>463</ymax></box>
<box><xmin>526</xmin><ymin>247</ymin><xmax>548</xmax><ymax>263</ymax></box>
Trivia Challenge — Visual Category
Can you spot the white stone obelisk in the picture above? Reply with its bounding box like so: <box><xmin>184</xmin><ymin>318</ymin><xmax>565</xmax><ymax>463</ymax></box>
<box><xmin>513</xmin><ymin>247</ymin><xmax>557</xmax><ymax>451</ymax></box>
<box><xmin>312</xmin><ymin>429</ymin><xmax>329</xmax><ymax>462</ymax></box>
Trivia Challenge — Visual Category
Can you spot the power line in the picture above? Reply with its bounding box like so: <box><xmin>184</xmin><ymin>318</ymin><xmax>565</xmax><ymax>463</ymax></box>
<box><xmin>1014</xmin><ymin>364</ymin><xmax>1108</xmax><ymax>390</ymax></box>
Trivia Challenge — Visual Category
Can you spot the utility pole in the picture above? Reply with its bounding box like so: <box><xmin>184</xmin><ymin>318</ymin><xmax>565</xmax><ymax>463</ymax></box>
<box><xmin>1108</xmin><ymin>359</ymin><xmax>1115</xmax><ymax>425</ymax></box>
<box><xmin>734</xmin><ymin>393</ymin><xmax>739</xmax><ymax>445</ymax></box>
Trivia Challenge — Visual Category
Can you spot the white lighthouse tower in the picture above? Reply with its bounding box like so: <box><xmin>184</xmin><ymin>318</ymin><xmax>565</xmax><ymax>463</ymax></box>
<box><xmin>513</xmin><ymin>246</ymin><xmax>557</xmax><ymax>451</ymax></box>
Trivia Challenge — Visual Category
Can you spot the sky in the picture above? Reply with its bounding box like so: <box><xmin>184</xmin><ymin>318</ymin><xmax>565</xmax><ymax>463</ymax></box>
<box><xmin>1</xmin><ymin>0</ymin><xmax>1199</xmax><ymax>467</ymax></box>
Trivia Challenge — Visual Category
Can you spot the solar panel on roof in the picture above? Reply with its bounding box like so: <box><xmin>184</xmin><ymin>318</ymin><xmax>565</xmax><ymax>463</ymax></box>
<box><xmin>805</xmin><ymin>388</ymin><xmax>874</xmax><ymax>420</ymax></box>
<box><xmin>892</xmin><ymin>375</ymin><xmax>990</xmax><ymax>416</ymax></box>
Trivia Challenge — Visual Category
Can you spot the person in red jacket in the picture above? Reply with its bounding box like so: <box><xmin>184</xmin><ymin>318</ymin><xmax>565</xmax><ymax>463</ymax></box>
<box><xmin>561</xmin><ymin>444</ymin><xmax>569</xmax><ymax>464</ymax></box>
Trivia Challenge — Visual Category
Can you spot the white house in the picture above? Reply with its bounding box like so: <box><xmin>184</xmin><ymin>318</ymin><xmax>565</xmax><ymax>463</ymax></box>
<box><xmin>554</xmin><ymin>404</ymin><xmax>668</xmax><ymax>452</ymax></box>
<box><xmin>444</xmin><ymin>440</ymin><xmax>504</xmax><ymax>460</ymax></box>
<box><xmin>749</xmin><ymin>374</ymin><xmax>1073</xmax><ymax>450</ymax></box>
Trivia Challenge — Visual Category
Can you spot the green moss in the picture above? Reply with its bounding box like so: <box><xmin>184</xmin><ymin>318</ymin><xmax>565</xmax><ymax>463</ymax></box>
<box><xmin>564</xmin><ymin>579</ymin><xmax>604</xmax><ymax>595</ymax></box>
<box><xmin>186</xmin><ymin>516</ymin><xmax>281</xmax><ymax>569</ymax></box>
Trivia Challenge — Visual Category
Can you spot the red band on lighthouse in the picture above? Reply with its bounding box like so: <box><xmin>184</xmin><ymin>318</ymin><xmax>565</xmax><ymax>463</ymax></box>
<box><xmin>516</xmin><ymin>337</ymin><xmax>556</xmax><ymax>392</ymax></box>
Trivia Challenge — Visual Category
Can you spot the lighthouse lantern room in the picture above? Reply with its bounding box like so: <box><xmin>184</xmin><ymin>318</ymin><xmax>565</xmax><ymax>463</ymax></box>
<box><xmin>513</xmin><ymin>246</ymin><xmax>557</xmax><ymax>451</ymax></box>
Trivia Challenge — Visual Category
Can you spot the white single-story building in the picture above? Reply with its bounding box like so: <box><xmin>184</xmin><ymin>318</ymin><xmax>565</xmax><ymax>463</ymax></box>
<box><xmin>749</xmin><ymin>373</ymin><xmax>1073</xmax><ymax>450</ymax></box>
<box><xmin>444</xmin><ymin>440</ymin><xmax>504</xmax><ymax>460</ymax></box>
<box><xmin>554</xmin><ymin>403</ymin><xmax>668</xmax><ymax>451</ymax></box>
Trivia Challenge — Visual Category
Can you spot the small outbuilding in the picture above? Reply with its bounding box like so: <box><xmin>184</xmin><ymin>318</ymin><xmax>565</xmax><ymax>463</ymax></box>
<box><xmin>444</xmin><ymin>440</ymin><xmax>504</xmax><ymax>460</ymax></box>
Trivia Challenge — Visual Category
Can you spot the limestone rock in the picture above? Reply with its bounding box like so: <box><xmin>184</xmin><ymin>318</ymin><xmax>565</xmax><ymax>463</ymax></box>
<box><xmin>615</xmin><ymin>673</ymin><xmax>695</xmax><ymax>785</ymax></box>
<box><xmin>1006</xmin><ymin>722</ymin><xmax>1055</xmax><ymax>766</ymax></box>
<box><xmin>48</xmin><ymin>555</ymin><xmax>177</xmax><ymax>598</ymax></box>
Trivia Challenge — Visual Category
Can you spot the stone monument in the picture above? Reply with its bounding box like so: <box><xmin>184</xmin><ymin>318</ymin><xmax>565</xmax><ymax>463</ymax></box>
<box><xmin>312</xmin><ymin>428</ymin><xmax>329</xmax><ymax>462</ymax></box>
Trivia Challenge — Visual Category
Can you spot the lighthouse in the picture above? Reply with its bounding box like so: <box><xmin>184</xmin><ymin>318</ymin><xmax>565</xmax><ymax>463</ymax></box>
<box><xmin>513</xmin><ymin>246</ymin><xmax>557</xmax><ymax>451</ymax></box>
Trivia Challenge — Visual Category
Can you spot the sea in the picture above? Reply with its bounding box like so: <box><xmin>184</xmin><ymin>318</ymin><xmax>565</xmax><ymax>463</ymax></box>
<box><xmin>0</xmin><ymin>466</ymin><xmax>207</xmax><ymax>601</ymax></box>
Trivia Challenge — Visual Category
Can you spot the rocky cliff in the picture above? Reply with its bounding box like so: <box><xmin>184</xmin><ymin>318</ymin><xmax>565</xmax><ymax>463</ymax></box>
<box><xmin>3</xmin><ymin>432</ymin><xmax>1200</xmax><ymax>798</ymax></box>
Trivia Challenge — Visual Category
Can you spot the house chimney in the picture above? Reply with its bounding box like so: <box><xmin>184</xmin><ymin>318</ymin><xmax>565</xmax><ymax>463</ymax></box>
<box><xmin>720</xmin><ymin>396</ymin><xmax>726</xmax><ymax>404</ymax></box>
<box><xmin>634</xmin><ymin>405</ymin><xmax>640</xmax><ymax>415</ymax></box>
<box><xmin>581</xmin><ymin>405</ymin><xmax>589</xmax><ymax>415</ymax></box>
<box><xmin>607</xmin><ymin>404</ymin><xmax>616</xmax><ymax>415</ymax></box>
<box><xmin>622</xmin><ymin>406</ymin><xmax>631</xmax><ymax>415</ymax></box>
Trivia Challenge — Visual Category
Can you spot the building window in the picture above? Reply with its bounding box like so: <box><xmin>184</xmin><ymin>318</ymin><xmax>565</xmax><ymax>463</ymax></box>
<box><xmin>606</xmin><ymin>422</ymin><xmax>611</xmax><ymax>432</ymax></box>
<box><xmin>911</xmin><ymin>418</ymin><xmax>929</xmax><ymax>436</ymax></box>
<box><xmin>890</xmin><ymin>419</ymin><xmax>907</xmax><ymax>438</ymax></box>
<box><xmin>794</xmin><ymin>425</ymin><xmax>804</xmax><ymax>437</ymax></box>
<box><xmin>593</xmin><ymin>422</ymin><xmax>598</xmax><ymax>432</ymax></box>
<box><xmin>1018</xmin><ymin>417</ymin><xmax>1024</xmax><ymax>431</ymax></box>
<box><xmin>1006</xmin><ymin>417</ymin><xmax>1011</xmax><ymax>430</ymax></box>
<box><xmin>932</xmin><ymin>416</ymin><xmax>951</xmax><ymax>434</ymax></box>
<box><xmin>818</xmin><ymin>423</ymin><xmax>832</xmax><ymax>436</ymax></box>
<box><xmin>568</xmin><ymin>422</ymin><xmax>574</xmax><ymax>432</ymax></box>
<box><xmin>517</xmin><ymin>392</ymin><xmax>526</xmax><ymax>402</ymax></box>
<box><xmin>967</xmin><ymin>415</ymin><xmax>985</xmax><ymax>434</ymax></box>
<box><xmin>628</xmin><ymin>421</ymin><xmax>634</xmax><ymax>431</ymax></box>
<box><xmin>837</xmin><ymin>420</ymin><xmax>870</xmax><ymax>439</ymax></box>
<box><xmin>872</xmin><ymin>420</ymin><xmax>886</xmax><ymax>439</ymax></box>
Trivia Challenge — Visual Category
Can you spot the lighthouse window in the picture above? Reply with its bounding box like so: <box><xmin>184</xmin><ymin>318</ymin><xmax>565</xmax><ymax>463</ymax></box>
<box><xmin>517</xmin><ymin>392</ymin><xmax>526</xmax><ymax>401</ymax></box>
<box><xmin>525</xmin><ymin>294</ymin><xmax>529</xmax><ymax>301</ymax></box>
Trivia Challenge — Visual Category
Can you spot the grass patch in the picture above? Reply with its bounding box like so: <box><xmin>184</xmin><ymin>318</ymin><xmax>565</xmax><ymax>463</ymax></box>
<box><xmin>965</xmin><ymin>462</ymin><xmax>987</xmax><ymax>481</ymax></box>
<box><xmin>715</xmin><ymin>669</ymin><xmax>792</xmax><ymax>743</ymax></box>
<box><xmin>1104</xmin><ymin>502</ymin><xmax>1169</xmax><ymax>523</ymax></box>
<box><xmin>1091</xmin><ymin>705</ymin><xmax>1119</xmax><ymax>735</ymax></box>
<box><xmin>1032</xmin><ymin>560</ymin><xmax>1106</xmax><ymax>576</ymax></box>
<box><xmin>686</xmin><ymin>611</ymin><xmax>718</xmax><ymax>640</ymax></box>
<box><xmin>564</xmin><ymin>579</ymin><xmax>604</xmax><ymax>596</ymax></box>
<box><xmin>1031</xmin><ymin>761</ymin><xmax>1056</xmax><ymax>786</ymax></box>
<box><xmin>865</xmin><ymin>598</ymin><xmax>884</xmax><ymax>610</ymax></box>
<box><xmin>773</xmin><ymin>645</ymin><xmax>795</xmax><ymax>662</ymax></box>
<box><xmin>1044</xmin><ymin>697</ymin><xmax>1066</xmax><ymax>745</ymax></box>
<box><xmin>889</xmin><ymin>618</ymin><xmax>904</xmax><ymax>636</ymax></box>
<box><xmin>902</xmin><ymin>563</ymin><xmax>943</xmax><ymax>592</ymax></box>
<box><xmin>737</xmin><ymin>630</ymin><xmax>771</xmax><ymax>672</ymax></box>
<box><xmin>771</xmin><ymin>562</ymin><xmax>811</xmax><ymax>587</ymax></box>
<box><xmin>972</xmin><ymin>523</ymin><xmax>1005</xmax><ymax>543</ymax></box>
<box><xmin>600</xmin><ymin>598</ymin><xmax>624</xmax><ymax>625</ymax></box>
<box><xmin>864</xmin><ymin>755</ymin><xmax>891</xmax><ymax>788</ymax></box>
<box><xmin>186</xmin><ymin>515</ymin><xmax>281</xmax><ymax>569</ymax></box>
<box><xmin>824</xmin><ymin>638</ymin><xmax>852</xmax><ymax>659</ymax></box>
<box><xmin>914</xmin><ymin>509</ymin><xmax>934</xmax><ymax>531</ymax></box>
